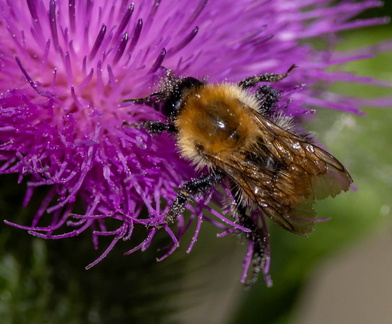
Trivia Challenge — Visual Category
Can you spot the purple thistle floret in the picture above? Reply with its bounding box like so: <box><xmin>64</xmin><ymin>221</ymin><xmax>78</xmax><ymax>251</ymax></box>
<box><xmin>0</xmin><ymin>0</ymin><xmax>390</xmax><ymax>286</ymax></box>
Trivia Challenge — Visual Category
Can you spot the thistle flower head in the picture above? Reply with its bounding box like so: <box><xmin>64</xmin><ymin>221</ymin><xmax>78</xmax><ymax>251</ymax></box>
<box><xmin>0</xmin><ymin>0</ymin><xmax>390</xmax><ymax>286</ymax></box>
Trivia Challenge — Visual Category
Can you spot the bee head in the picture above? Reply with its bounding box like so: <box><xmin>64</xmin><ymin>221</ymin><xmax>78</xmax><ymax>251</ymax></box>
<box><xmin>161</xmin><ymin>77</ymin><xmax>205</xmax><ymax>118</ymax></box>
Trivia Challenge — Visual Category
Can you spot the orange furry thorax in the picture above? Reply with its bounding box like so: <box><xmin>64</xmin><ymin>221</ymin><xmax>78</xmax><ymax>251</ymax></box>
<box><xmin>175</xmin><ymin>84</ymin><xmax>260</xmax><ymax>166</ymax></box>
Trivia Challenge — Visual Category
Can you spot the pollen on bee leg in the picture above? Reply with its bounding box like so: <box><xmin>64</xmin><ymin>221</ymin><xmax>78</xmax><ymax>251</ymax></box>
<box><xmin>166</xmin><ymin>192</ymin><xmax>188</xmax><ymax>223</ymax></box>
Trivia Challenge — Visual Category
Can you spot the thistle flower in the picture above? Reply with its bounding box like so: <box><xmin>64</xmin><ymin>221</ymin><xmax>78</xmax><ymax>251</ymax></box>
<box><xmin>0</xmin><ymin>0</ymin><xmax>390</xmax><ymax>286</ymax></box>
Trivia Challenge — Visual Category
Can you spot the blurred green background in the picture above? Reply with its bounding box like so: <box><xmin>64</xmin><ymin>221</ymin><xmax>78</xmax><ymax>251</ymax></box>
<box><xmin>1</xmin><ymin>5</ymin><xmax>391</xmax><ymax>324</ymax></box>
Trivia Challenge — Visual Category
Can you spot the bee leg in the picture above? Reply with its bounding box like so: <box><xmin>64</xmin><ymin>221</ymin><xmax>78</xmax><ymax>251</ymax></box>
<box><xmin>137</xmin><ymin>121</ymin><xmax>177</xmax><ymax>134</ymax></box>
<box><xmin>255</xmin><ymin>85</ymin><xmax>280</xmax><ymax>114</ymax></box>
<box><xmin>231</xmin><ymin>188</ymin><xmax>268</xmax><ymax>287</ymax></box>
<box><xmin>166</xmin><ymin>170</ymin><xmax>225</xmax><ymax>223</ymax></box>
<box><xmin>122</xmin><ymin>91</ymin><xmax>166</xmax><ymax>110</ymax></box>
<box><xmin>238</xmin><ymin>64</ymin><xmax>296</xmax><ymax>89</ymax></box>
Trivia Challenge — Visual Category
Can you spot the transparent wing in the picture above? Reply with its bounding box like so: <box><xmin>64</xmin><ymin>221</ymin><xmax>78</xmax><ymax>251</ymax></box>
<box><xmin>207</xmin><ymin>111</ymin><xmax>352</xmax><ymax>236</ymax></box>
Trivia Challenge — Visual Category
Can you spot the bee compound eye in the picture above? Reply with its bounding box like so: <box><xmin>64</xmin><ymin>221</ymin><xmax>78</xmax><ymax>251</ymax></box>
<box><xmin>161</xmin><ymin>100</ymin><xmax>179</xmax><ymax>117</ymax></box>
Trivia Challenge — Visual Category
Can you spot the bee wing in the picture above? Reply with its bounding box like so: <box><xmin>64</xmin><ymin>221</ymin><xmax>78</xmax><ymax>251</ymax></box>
<box><xmin>208</xmin><ymin>112</ymin><xmax>352</xmax><ymax>236</ymax></box>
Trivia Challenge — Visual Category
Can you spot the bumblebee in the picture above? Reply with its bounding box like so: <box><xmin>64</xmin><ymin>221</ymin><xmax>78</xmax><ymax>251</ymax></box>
<box><xmin>125</xmin><ymin>65</ymin><xmax>352</xmax><ymax>284</ymax></box>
